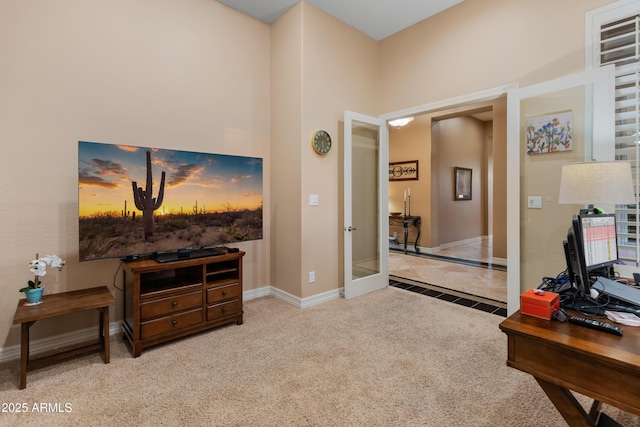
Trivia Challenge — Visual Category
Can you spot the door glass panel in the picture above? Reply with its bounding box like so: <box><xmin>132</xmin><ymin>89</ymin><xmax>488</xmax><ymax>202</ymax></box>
<box><xmin>351</xmin><ymin>120</ymin><xmax>380</xmax><ymax>280</ymax></box>
<box><xmin>520</xmin><ymin>86</ymin><xmax>587</xmax><ymax>291</ymax></box>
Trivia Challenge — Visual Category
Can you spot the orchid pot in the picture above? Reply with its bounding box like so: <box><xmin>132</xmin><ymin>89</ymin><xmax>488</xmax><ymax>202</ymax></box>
<box><xmin>19</xmin><ymin>254</ymin><xmax>65</xmax><ymax>304</ymax></box>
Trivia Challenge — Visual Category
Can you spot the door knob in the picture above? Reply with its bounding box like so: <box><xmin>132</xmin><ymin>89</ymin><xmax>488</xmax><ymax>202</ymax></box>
<box><xmin>346</xmin><ymin>226</ymin><xmax>357</xmax><ymax>232</ymax></box>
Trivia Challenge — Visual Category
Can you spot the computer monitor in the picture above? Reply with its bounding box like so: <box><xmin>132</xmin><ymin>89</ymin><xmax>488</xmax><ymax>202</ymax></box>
<box><xmin>580</xmin><ymin>213</ymin><xmax>617</xmax><ymax>275</ymax></box>
<box><xmin>564</xmin><ymin>213</ymin><xmax>618</xmax><ymax>297</ymax></box>
<box><xmin>565</xmin><ymin>215</ymin><xmax>589</xmax><ymax>296</ymax></box>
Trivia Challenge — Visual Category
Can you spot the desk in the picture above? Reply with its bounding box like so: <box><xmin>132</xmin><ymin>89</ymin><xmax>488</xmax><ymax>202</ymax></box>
<box><xmin>12</xmin><ymin>286</ymin><xmax>115</xmax><ymax>389</ymax></box>
<box><xmin>499</xmin><ymin>311</ymin><xmax>640</xmax><ymax>426</ymax></box>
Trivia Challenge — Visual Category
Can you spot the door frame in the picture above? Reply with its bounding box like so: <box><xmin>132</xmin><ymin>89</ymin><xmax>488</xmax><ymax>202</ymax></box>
<box><xmin>381</xmin><ymin>83</ymin><xmax>516</xmax><ymax>278</ymax></box>
<box><xmin>343</xmin><ymin>111</ymin><xmax>389</xmax><ymax>299</ymax></box>
<box><xmin>506</xmin><ymin>66</ymin><xmax>616</xmax><ymax>314</ymax></box>
<box><xmin>381</xmin><ymin>84</ymin><xmax>517</xmax><ymax>124</ymax></box>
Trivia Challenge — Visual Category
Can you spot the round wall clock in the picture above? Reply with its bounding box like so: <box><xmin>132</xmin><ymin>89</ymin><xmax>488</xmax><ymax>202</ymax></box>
<box><xmin>311</xmin><ymin>130</ymin><xmax>332</xmax><ymax>155</ymax></box>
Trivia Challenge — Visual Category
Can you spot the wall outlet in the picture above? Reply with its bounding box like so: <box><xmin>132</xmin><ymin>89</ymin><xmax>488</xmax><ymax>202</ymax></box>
<box><xmin>309</xmin><ymin>271</ymin><xmax>316</xmax><ymax>283</ymax></box>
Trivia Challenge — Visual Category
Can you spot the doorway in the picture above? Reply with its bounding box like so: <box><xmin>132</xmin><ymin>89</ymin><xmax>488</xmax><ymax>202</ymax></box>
<box><xmin>386</xmin><ymin>94</ymin><xmax>508</xmax><ymax>303</ymax></box>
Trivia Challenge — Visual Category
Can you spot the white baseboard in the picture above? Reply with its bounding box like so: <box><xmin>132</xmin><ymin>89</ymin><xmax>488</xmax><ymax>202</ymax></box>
<box><xmin>0</xmin><ymin>323</ymin><xmax>123</xmax><ymax>364</ymax></box>
<box><xmin>268</xmin><ymin>286</ymin><xmax>342</xmax><ymax>308</ymax></box>
<box><xmin>438</xmin><ymin>236</ymin><xmax>485</xmax><ymax>250</ymax></box>
<box><xmin>492</xmin><ymin>257</ymin><xmax>507</xmax><ymax>266</ymax></box>
<box><xmin>243</xmin><ymin>286</ymin><xmax>272</xmax><ymax>301</ymax></box>
<box><xmin>1</xmin><ymin>286</ymin><xmax>342</xmax><ymax>363</ymax></box>
<box><xmin>391</xmin><ymin>236</ymin><xmax>491</xmax><ymax>255</ymax></box>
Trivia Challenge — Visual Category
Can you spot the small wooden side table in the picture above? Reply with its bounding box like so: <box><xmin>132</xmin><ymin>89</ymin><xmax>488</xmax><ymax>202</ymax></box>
<box><xmin>12</xmin><ymin>286</ymin><xmax>115</xmax><ymax>389</ymax></box>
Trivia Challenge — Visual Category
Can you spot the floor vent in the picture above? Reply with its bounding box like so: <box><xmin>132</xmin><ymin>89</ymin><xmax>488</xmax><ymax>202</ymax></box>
<box><xmin>390</xmin><ymin>276</ymin><xmax>507</xmax><ymax>317</ymax></box>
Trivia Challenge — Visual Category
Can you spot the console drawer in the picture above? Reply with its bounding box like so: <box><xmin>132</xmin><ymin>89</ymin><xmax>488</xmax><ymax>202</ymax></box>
<box><xmin>207</xmin><ymin>283</ymin><xmax>241</xmax><ymax>304</ymax></box>
<box><xmin>207</xmin><ymin>299</ymin><xmax>242</xmax><ymax>322</ymax></box>
<box><xmin>141</xmin><ymin>291</ymin><xmax>202</xmax><ymax>320</ymax></box>
<box><xmin>141</xmin><ymin>308</ymin><xmax>203</xmax><ymax>339</ymax></box>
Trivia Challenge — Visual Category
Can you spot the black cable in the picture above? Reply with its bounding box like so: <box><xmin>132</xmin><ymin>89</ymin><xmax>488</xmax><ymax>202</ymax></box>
<box><xmin>112</xmin><ymin>261</ymin><xmax>124</xmax><ymax>292</ymax></box>
<box><xmin>538</xmin><ymin>270</ymin><xmax>572</xmax><ymax>294</ymax></box>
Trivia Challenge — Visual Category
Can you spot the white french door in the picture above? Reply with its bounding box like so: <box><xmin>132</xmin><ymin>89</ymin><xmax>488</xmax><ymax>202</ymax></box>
<box><xmin>343</xmin><ymin>111</ymin><xmax>389</xmax><ymax>299</ymax></box>
<box><xmin>506</xmin><ymin>66</ymin><xmax>615</xmax><ymax>314</ymax></box>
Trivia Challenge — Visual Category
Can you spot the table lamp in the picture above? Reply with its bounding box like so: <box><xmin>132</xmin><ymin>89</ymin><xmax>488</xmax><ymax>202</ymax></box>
<box><xmin>558</xmin><ymin>161</ymin><xmax>636</xmax><ymax>214</ymax></box>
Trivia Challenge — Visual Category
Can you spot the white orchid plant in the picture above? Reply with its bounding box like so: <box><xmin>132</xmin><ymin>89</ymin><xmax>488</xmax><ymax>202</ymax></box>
<box><xmin>22</xmin><ymin>254</ymin><xmax>65</xmax><ymax>290</ymax></box>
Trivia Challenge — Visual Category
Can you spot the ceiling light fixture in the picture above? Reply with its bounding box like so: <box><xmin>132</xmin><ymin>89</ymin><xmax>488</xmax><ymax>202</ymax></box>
<box><xmin>389</xmin><ymin>117</ymin><xmax>414</xmax><ymax>128</ymax></box>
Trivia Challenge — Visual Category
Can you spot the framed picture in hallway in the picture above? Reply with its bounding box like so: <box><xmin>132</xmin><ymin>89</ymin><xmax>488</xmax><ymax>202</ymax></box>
<box><xmin>389</xmin><ymin>160</ymin><xmax>419</xmax><ymax>181</ymax></box>
<box><xmin>454</xmin><ymin>167</ymin><xmax>472</xmax><ymax>201</ymax></box>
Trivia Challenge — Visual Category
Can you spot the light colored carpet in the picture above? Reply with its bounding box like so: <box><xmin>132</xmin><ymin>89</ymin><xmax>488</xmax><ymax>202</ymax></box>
<box><xmin>0</xmin><ymin>287</ymin><xmax>638</xmax><ymax>426</ymax></box>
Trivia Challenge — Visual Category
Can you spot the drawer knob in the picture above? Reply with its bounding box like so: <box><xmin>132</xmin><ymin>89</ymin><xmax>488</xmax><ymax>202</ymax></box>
<box><xmin>221</xmin><ymin>307</ymin><xmax>227</xmax><ymax>313</ymax></box>
<box><xmin>172</xmin><ymin>301</ymin><xmax>178</xmax><ymax>307</ymax></box>
<box><xmin>172</xmin><ymin>320</ymin><xmax>178</xmax><ymax>326</ymax></box>
<box><xmin>222</xmin><ymin>291</ymin><xmax>228</xmax><ymax>296</ymax></box>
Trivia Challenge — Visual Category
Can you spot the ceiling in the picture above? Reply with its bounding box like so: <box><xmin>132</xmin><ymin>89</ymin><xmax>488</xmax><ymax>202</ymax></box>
<box><xmin>215</xmin><ymin>0</ymin><xmax>464</xmax><ymax>41</ymax></box>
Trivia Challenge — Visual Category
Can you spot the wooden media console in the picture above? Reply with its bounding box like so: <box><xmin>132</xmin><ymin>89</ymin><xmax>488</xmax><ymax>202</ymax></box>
<box><xmin>122</xmin><ymin>250</ymin><xmax>244</xmax><ymax>357</ymax></box>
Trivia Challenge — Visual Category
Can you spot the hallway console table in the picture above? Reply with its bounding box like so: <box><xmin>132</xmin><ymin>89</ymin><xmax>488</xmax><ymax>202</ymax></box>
<box><xmin>389</xmin><ymin>215</ymin><xmax>421</xmax><ymax>254</ymax></box>
<box><xmin>499</xmin><ymin>310</ymin><xmax>640</xmax><ymax>426</ymax></box>
<box><xmin>12</xmin><ymin>286</ymin><xmax>114</xmax><ymax>389</ymax></box>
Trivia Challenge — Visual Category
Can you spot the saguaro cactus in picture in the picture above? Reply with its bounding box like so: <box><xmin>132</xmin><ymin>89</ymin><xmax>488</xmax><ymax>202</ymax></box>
<box><xmin>132</xmin><ymin>151</ymin><xmax>166</xmax><ymax>241</ymax></box>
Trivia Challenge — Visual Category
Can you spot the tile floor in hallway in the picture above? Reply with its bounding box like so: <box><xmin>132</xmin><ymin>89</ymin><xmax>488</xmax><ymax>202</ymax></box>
<box><xmin>388</xmin><ymin>238</ymin><xmax>507</xmax><ymax>306</ymax></box>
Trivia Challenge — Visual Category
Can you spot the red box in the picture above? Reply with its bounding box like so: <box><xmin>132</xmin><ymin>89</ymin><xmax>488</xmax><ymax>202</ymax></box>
<box><xmin>521</xmin><ymin>289</ymin><xmax>560</xmax><ymax>320</ymax></box>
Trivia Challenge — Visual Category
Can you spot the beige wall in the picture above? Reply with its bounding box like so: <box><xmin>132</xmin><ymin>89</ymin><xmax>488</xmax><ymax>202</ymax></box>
<box><xmin>520</xmin><ymin>87</ymin><xmax>587</xmax><ymax>289</ymax></box>
<box><xmin>389</xmin><ymin>117</ymin><xmax>431</xmax><ymax>242</ymax></box>
<box><xmin>492</xmin><ymin>98</ymin><xmax>508</xmax><ymax>259</ymax></box>
<box><xmin>0</xmin><ymin>0</ymin><xmax>621</xmax><ymax>354</ymax></box>
<box><xmin>433</xmin><ymin>116</ymin><xmax>487</xmax><ymax>244</ymax></box>
<box><xmin>271</xmin><ymin>4</ymin><xmax>303</xmax><ymax>297</ymax></box>
<box><xmin>389</xmin><ymin>97</ymin><xmax>507</xmax><ymax>257</ymax></box>
<box><xmin>298</xmin><ymin>4</ymin><xmax>379</xmax><ymax>298</ymax></box>
<box><xmin>380</xmin><ymin>0</ymin><xmax>614</xmax><ymax>266</ymax></box>
<box><xmin>271</xmin><ymin>3</ymin><xmax>379</xmax><ymax>299</ymax></box>
<box><xmin>0</xmin><ymin>0</ymin><xmax>271</xmax><ymax>349</ymax></box>
<box><xmin>379</xmin><ymin>0</ymin><xmax>616</xmax><ymax>110</ymax></box>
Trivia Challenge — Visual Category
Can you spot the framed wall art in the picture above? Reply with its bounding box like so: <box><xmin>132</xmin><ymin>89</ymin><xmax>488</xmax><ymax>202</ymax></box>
<box><xmin>389</xmin><ymin>160</ymin><xmax>419</xmax><ymax>181</ymax></box>
<box><xmin>454</xmin><ymin>167</ymin><xmax>472</xmax><ymax>201</ymax></box>
<box><xmin>526</xmin><ymin>110</ymin><xmax>573</xmax><ymax>154</ymax></box>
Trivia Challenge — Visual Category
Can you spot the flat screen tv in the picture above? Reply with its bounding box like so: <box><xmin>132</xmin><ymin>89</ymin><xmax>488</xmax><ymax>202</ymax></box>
<box><xmin>78</xmin><ymin>141</ymin><xmax>263</xmax><ymax>262</ymax></box>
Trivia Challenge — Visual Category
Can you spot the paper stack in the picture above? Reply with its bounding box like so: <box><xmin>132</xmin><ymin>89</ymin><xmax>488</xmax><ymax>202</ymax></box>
<box><xmin>605</xmin><ymin>311</ymin><xmax>640</xmax><ymax>327</ymax></box>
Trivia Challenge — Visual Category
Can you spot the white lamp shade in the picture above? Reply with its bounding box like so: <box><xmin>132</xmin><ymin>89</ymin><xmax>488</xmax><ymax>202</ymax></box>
<box><xmin>558</xmin><ymin>161</ymin><xmax>636</xmax><ymax>205</ymax></box>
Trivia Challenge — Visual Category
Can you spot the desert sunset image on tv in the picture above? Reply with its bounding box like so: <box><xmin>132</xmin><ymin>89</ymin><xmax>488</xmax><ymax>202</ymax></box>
<box><xmin>78</xmin><ymin>141</ymin><xmax>263</xmax><ymax>261</ymax></box>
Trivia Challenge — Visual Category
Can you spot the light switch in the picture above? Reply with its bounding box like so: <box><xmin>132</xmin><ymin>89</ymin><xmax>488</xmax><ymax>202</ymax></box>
<box><xmin>528</xmin><ymin>196</ymin><xmax>542</xmax><ymax>209</ymax></box>
<box><xmin>309</xmin><ymin>194</ymin><xmax>319</xmax><ymax>206</ymax></box>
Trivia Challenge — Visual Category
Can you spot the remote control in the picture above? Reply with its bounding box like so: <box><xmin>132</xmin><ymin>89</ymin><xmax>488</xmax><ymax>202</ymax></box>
<box><xmin>569</xmin><ymin>316</ymin><xmax>623</xmax><ymax>336</ymax></box>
